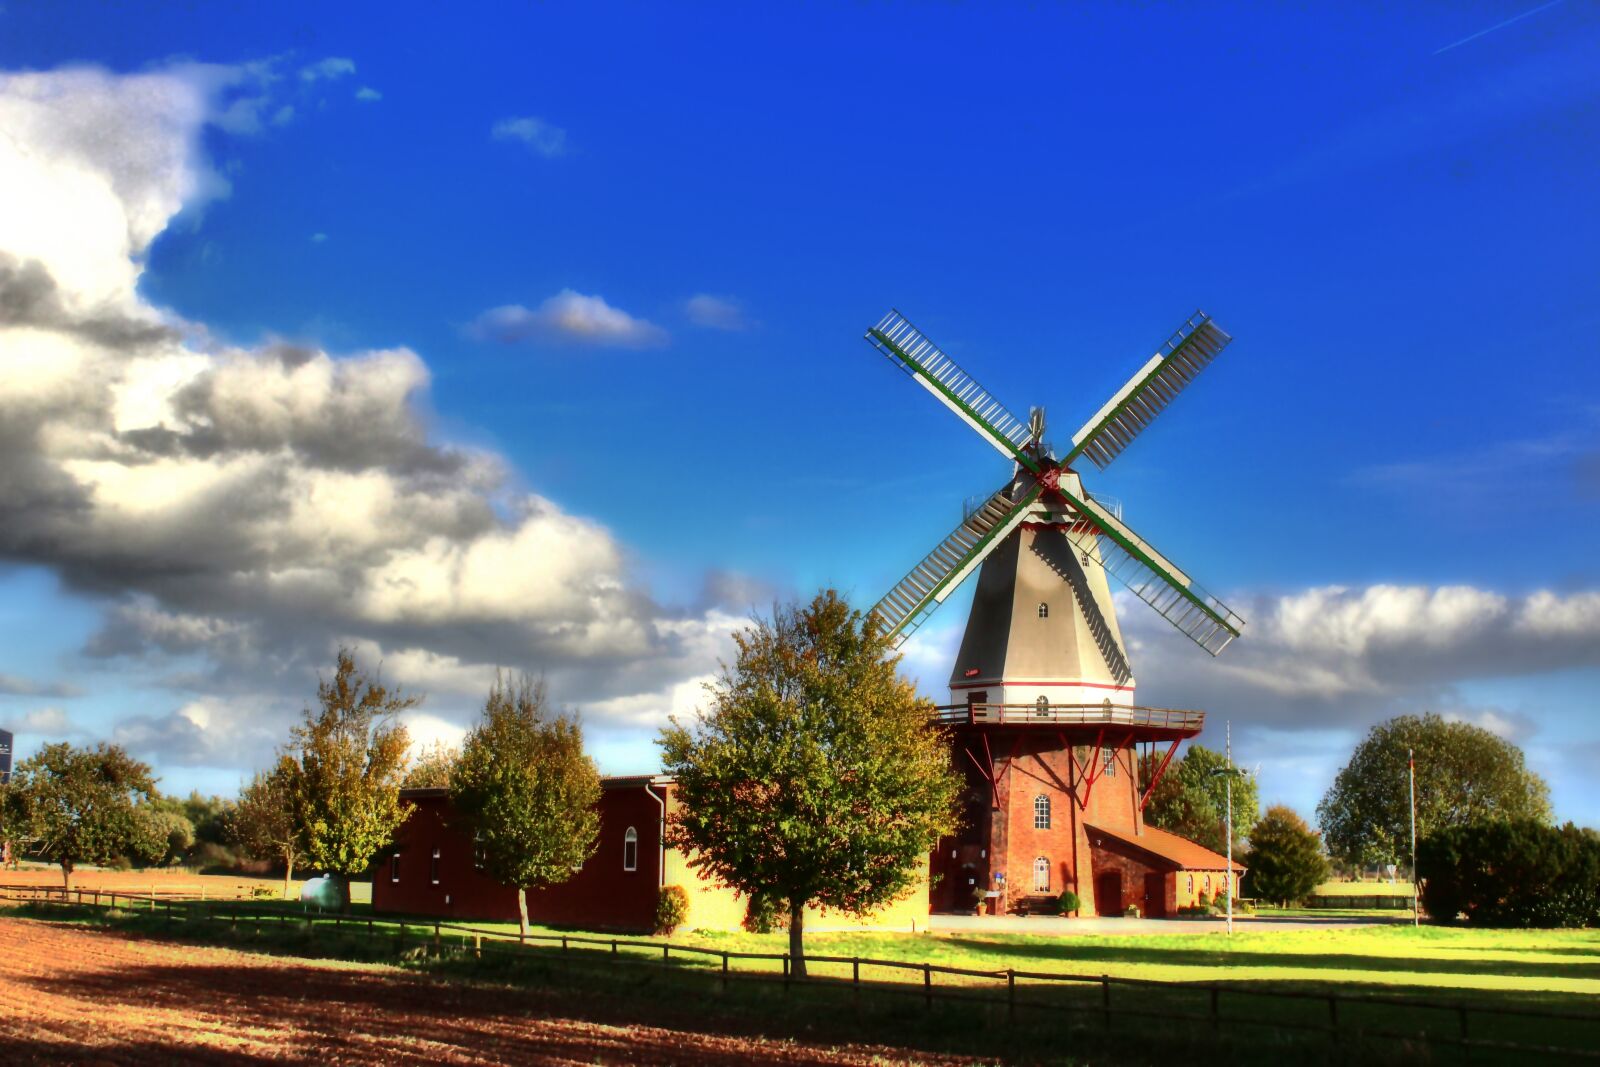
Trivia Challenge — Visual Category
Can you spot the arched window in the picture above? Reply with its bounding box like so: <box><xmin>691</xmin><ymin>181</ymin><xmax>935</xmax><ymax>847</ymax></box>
<box><xmin>1203</xmin><ymin>874</ymin><xmax>1213</xmax><ymax>895</ymax></box>
<box><xmin>1033</xmin><ymin>856</ymin><xmax>1050</xmax><ymax>892</ymax></box>
<box><xmin>1037</xmin><ymin>602</ymin><xmax>1049</xmax><ymax>618</ymax></box>
<box><xmin>1186</xmin><ymin>874</ymin><xmax>1194</xmax><ymax>895</ymax></box>
<box><xmin>1035</xmin><ymin>695</ymin><xmax>1050</xmax><ymax>717</ymax></box>
<box><xmin>1034</xmin><ymin>794</ymin><xmax>1051</xmax><ymax>830</ymax></box>
<box><xmin>623</xmin><ymin>826</ymin><xmax>639</xmax><ymax>872</ymax></box>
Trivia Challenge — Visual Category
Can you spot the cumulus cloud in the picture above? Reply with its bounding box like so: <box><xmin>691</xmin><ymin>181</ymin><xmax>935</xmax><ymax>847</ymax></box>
<box><xmin>1</xmin><ymin>707</ymin><xmax>78</xmax><ymax>735</ymax></box>
<box><xmin>0</xmin><ymin>63</ymin><xmax>735</xmax><ymax>778</ymax></box>
<box><xmin>470</xmin><ymin>290</ymin><xmax>667</xmax><ymax>348</ymax></box>
<box><xmin>490</xmin><ymin>115</ymin><xmax>567</xmax><ymax>158</ymax></box>
<box><xmin>299</xmin><ymin>57</ymin><xmax>356</xmax><ymax>83</ymax></box>
<box><xmin>355</xmin><ymin>86</ymin><xmax>382</xmax><ymax>102</ymax></box>
<box><xmin>685</xmin><ymin>293</ymin><xmax>751</xmax><ymax>331</ymax></box>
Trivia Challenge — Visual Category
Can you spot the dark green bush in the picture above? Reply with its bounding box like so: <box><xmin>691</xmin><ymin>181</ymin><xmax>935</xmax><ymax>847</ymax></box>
<box><xmin>1057</xmin><ymin>890</ymin><xmax>1080</xmax><ymax>915</ymax></box>
<box><xmin>741</xmin><ymin>891</ymin><xmax>788</xmax><ymax>933</ymax></box>
<box><xmin>654</xmin><ymin>884</ymin><xmax>689</xmax><ymax>935</ymax></box>
<box><xmin>1418</xmin><ymin>819</ymin><xmax>1600</xmax><ymax>928</ymax></box>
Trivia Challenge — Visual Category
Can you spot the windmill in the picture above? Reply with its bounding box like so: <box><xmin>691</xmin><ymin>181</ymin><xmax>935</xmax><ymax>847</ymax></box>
<box><xmin>861</xmin><ymin>309</ymin><xmax>1248</xmax><ymax>918</ymax></box>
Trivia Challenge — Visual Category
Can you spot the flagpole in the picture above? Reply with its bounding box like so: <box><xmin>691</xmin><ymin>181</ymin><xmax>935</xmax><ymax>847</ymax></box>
<box><xmin>1409</xmin><ymin>747</ymin><xmax>1418</xmax><ymax>928</ymax></box>
<box><xmin>1226</xmin><ymin>720</ymin><xmax>1233</xmax><ymax>936</ymax></box>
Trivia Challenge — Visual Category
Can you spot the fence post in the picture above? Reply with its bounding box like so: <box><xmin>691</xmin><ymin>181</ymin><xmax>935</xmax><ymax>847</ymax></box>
<box><xmin>1007</xmin><ymin>969</ymin><xmax>1016</xmax><ymax>1023</ymax></box>
<box><xmin>783</xmin><ymin>954</ymin><xmax>791</xmax><ymax>992</ymax></box>
<box><xmin>434</xmin><ymin>920</ymin><xmax>441</xmax><ymax>953</ymax></box>
<box><xmin>1459</xmin><ymin>1005</ymin><xmax>1471</xmax><ymax>1062</ymax></box>
<box><xmin>923</xmin><ymin>963</ymin><xmax>932</xmax><ymax>1010</ymax></box>
<box><xmin>612</xmin><ymin>939</ymin><xmax>619</xmax><ymax>957</ymax></box>
<box><xmin>474</xmin><ymin>935</ymin><xmax>482</xmax><ymax>960</ymax></box>
<box><xmin>1101</xmin><ymin>975</ymin><xmax>1112</xmax><ymax>1031</ymax></box>
<box><xmin>1327</xmin><ymin>996</ymin><xmax>1340</xmax><ymax>1045</ymax></box>
<box><xmin>722</xmin><ymin>952</ymin><xmax>730</xmax><ymax>992</ymax></box>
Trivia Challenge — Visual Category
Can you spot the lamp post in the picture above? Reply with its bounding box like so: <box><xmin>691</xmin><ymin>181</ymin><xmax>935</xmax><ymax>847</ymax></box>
<box><xmin>1210</xmin><ymin>721</ymin><xmax>1250</xmax><ymax>936</ymax></box>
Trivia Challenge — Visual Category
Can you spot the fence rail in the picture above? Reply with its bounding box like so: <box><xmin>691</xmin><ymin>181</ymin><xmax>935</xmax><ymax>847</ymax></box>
<box><xmin>2</xmin><ymin>885</ymin><xmax>1595</xmax><ymax>1060</ymax></box>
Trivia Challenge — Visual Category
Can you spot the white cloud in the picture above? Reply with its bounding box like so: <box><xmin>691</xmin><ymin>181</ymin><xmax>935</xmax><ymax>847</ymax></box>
<box><xmin>685</xmin><ymin>293</ymin><xmax>751</xmax><ymax>331</ymax></box>
<box><xmin>310</xmin><ymin>232</ymin><xmax>328</xmax><ymax>243</ymax></box>
<box><xmin>0</xmin><ymin>63</ymin><xmax>737</xmax><ymax>779</ymax></box>
<box><xmin>470</xmin><ymin>290</ymin><xmax>667</xmax><ymax>348</ymax></box>
<box><xmin>355</xmin><ymin>86</ymin><xmax>382</xmax><ymax>102</ymax></box>
<box><xmin>270</xmin><ymin>104</ymin><xmax>294</xmax><ymax>126</ymax></box>
<box><xmin>490</xmin><ymin>115</ymin><xmax>567</xmax><ymax>158</ymax></box>
<box><xmin>299</xmin><ymin>57</ymin><xmax>356</xmax><ymax>83</ymax></box>
<box><xmin>1</xmin><ymin>707</ymin><xmax>78</xmax><ymax>735</ymax></box>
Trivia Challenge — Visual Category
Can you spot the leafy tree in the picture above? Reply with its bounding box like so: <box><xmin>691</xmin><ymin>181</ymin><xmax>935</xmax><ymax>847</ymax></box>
<box><xmin>660</xmin><ymin>590</ymin><xmax>962</xmax><ymax>977</ymax></box>
<box><xmin>1245</xmin><ymin>805</ymin><xmax>1331</xmax><ymax>906</ymax></box>
<box><xmin>1141</xmin><ymin>744</ymin><xmax>1259</xmax><ymax>854</ymax></box>
<box><xmin>7</xmin><ymin>743</ymin><xmax>160</xmax><ymax>889</ymax></box>
<box><xmin>131</xmin><ymin>804</ymin><xmax>196</xmax><ymax>867</ymax></box>
<box><xmin>403</xmin><ymin>741</ymin><xmax>459</xmax><ymax>789</ymax></box>
<box><xmin>1418</xmin><ymin>820</ymin><xmax>1600</xmax><ymax>928</ymax></box>
<box><xmin>233</xmin><ymin>755</ymin><xmax>308</xmax><ymax>899</ymax></box>
<box><xmin>450</xmin><ymin>673</ymin><xmax>601</xmax><ymax>936</ymax></box>
<box><xmin>289</xmin><ymin>649</ymin><xmax>415</xmax><ymax>907</ymax></box>
<box><xmin>1317</xmin><ymin>713</ymin><xmax>1551</xmax><ymax>867</ymax></box>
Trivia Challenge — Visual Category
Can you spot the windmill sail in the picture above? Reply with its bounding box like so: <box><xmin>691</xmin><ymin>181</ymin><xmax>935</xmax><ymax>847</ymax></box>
<box><xmin>872</xmin><ymin>482</ymin><xmax>1043</xmax><ymax>647</ymax></box>
<box><xmin>866</xmin><ymin>310</ymin><xmax>1037</xmax><ymax>469</ymax></box>
<box><xmin>1064</xmin><ymin>312</ymin><xmax>1232</xmax><ymax>471</ymax></box>
<box><xmin>1060</xmin><ymin>489</ymin><xmax>1244</xmax><ymax>655</ymax></box>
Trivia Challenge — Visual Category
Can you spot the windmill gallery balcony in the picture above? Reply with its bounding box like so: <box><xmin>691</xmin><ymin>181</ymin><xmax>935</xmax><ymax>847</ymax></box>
<box><xmin>934</xmin><ymin>702</ymin><xmax>1204</xmax><ymax>736</ymax></box>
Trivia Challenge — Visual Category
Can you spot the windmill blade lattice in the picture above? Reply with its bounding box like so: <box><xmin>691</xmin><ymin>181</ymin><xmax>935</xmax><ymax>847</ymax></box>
<box><xmin>1063</xmin><ymin>490</ymin><xmax>1244</xmax><ymax>655</ymax></box>
<box><xmin>872</xmin><ymin>482</ymin><xmax>1043</xmax><ymax>647</ymax></box>
<box><xmin>1065</xmin><ymin>312</ymin><xmax>1232</xmax><ymax>471</ymax></box>
<box><xmin>866</xmin><ymin>311</ymin><xmax>1036</xmax><ymax>467</ymax></box>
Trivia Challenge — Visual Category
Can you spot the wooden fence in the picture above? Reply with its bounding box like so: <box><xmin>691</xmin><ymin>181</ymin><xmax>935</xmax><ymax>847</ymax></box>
<box><xmin>2</xmin><ymin>884</ymin><xmax>1595</xmax><ymax>1061</ymax></box>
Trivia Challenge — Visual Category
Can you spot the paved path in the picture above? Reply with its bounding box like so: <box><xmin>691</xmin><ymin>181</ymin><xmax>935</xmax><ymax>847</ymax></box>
<box><xmin>929</xmin><ymin>913</ymin><xmax>1410</xmax><ymax>935</ymax></box>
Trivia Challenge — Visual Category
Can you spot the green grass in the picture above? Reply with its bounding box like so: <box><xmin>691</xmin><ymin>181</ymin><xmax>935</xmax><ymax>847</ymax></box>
<box><xmin>11</xmin><ymin>897</ymin><xmax>1599</xmax><ymax>1064</ymax></box>
<box><xmin>1311</xmin><ymin>881</ymin><xmax>1416</xmax><ymax>898</ymax></box>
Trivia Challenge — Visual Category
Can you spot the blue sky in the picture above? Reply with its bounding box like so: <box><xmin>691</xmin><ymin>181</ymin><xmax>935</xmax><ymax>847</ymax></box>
<box><xmin>1</xmin><ymin>2</ymin><xmax>1597</xmax><ymax>826</ymax></box>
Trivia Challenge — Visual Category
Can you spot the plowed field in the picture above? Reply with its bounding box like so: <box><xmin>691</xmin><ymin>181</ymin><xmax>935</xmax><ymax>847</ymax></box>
<box><xmin>0</xmin><ymin>918</ymin><xmax>974</xmax><ymax>1064</ymax></box>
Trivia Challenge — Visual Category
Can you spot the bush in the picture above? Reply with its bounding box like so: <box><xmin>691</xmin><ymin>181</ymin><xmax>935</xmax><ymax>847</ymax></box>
<box><xmin>741</xmin><ymin>891</ymin><xmax>788</xmax><ymax>934</ymax></box>
<box><xmin>1122</xmin><ymin>904</ymin><xmax>1141</xmax><ymax>919</ymax></box>
<box><xmin>654</xmin><ymin>884</ymin><xmax>689</xmax><ymax>935</ymax></box>
<box><xmin>1418</xmin><ymin>819</ymin><xmax>1600</xmax><ymax>928</ymax></box>
<box><xmin>1246</xmin><ymin>805</ymin><xmax>1331</xmax><ymax>906</ymax></box>
<box><xmin>1057</xmin><ymin>890</ymin><xmax>1080</xmax><ymax>915</ymax></box>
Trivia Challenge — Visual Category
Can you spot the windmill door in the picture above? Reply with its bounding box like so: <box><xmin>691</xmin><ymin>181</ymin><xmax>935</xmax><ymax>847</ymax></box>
<box><xmin>1095</xmin><ymin>872</ymin><xmax>1122</xmax><ymax>916</ymax></box>
<box><xmin>1143</xmin><ymin>873</ymin><xmax>1166</xmax><ymax>918</ymax></box>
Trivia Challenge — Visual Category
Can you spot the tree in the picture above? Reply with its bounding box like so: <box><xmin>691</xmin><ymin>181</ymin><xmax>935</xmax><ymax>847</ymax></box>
<box><xmin>131</xmin><ymin>804</ymin><xmax>196</xmax><ymax>867</ymax></box>
<box><xmin>290</xmin><ymin>649</ymin><xmax>415</xmax><ymax>907</ymax></box>
<box><xmin>7</xmin><ymin>743</ymin><xmax>160</xmax><ymax>889</ymax></box>
<box><xmin>1245</xmin><ymin>805</ymin><xmax>1331</xmax><ymax>907</ymax></box>
<box><xmin>450</xmin><ymin>673</ymin><xmax>601</xmax><ymax>936</ymax></box>
<box><xmin>402</xmin><ymin>741</ymin><xmax>459</xmax><ymax>789</ymax></box>
<box><xmin>1317</xmin><ymin>713</ymin><xmax>1551</xmax><ymax>867</ymax></box>
<box><xmin>659</xmin><ymin>590</ymin><xmax>962</xmax><ymax>977</ymax></box>
<box><xmin>1418</xmin><ymin>820</ymin><xmax>1600</xmax><ymax>928</ymax></box>
<box><xmin>1141</xmin><ymin>744</ymin><xmax>1260</xmax><ymax>854</ymax></box>
<box><xmin>233</xmin><ymin>756</ymin><xmax>308</xmax><ymax>899</ymax></box>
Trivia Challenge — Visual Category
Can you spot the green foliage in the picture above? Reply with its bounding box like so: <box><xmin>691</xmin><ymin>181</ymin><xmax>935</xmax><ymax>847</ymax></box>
<box><xmin>1246</xmin><ymin>805</ymin><xmax>1331</xmax><ymax>907</ymax></box>
<box><xmin>1418</xmin><ymin>820</ymin><xmax>1600</xmax><ymax>928</ymax></box>
<box><xmin>450</xmin><ymin>672</ymin><xmax>602</xmax><ymax>933</ymax></box>
<box><xmin>291</xmin><ymin>649</ymin><xmax>415</xmax><ymax>899</ymax></box>
<box><xmin>659</xmin><ymin>590</ymin><xmax>961</xmax><ymax>975</ymax></box>
<box><xmin>742</xmin><ymin>891</ymin><xmax>789</xmax><ymax>934</ymax></box>
<box><xmin>403</xmin><ymin>741</ymin><xmax>459</xmax><ymax>789</ymax></box>
<box><xmin>1140</xmin><ymin>744</ymin><xmax>1258</xmax><ymax>854</ymax></box>
<box><xmin>655</xmin><ymin>884</ymin><xmax>690</xmax><ymax>935</ymax></box>
<box><xmin>233</xmin><ymin>755</ymin><xmax>309</xmax><ymax>897</ymax></box>
<box><xmin>131</xmin><ymin>806</ymin><xmax>196</xmax><ymax>866</ymax></box>
<box><xmin>1317</xmin><ymin>713</ymin><xmax>1551</xmax><ymax>867</ymax></box>
<box><xmin>7</xmin><ymin>742</ymin><xmax>160</xmax><ymax>887</ymax></box>
<box><xmin>1057</xmin><ymin>890</ymin><xmax>1080</xmax><ymax>915</ymax></box>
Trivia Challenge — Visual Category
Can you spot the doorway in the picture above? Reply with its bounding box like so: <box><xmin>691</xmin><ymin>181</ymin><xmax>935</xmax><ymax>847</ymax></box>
<box><xmin>1143</xmin><ymin>873</ymin><xmax>1166</xmax><ymax>918</ymax></box>
<box><xmin>1095</xmin><ymin>871</ymin><xmax>1122</xmax><ymax>916</ymax></box>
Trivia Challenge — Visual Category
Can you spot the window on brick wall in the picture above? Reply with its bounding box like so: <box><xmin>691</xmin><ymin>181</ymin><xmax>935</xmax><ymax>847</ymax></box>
<box><xmin>1034</xmin><ymin>794</ymin><xmax>1051</xmax><ymax>830</ymax></box>
<box><xmin>1033</xmin><ymin>856</ymin><xmax>1050</xmax><ymax>892</ymax></box>
<box><xmin>623</xmin><ymin>826</ymin><xmax>638</xmax><ymax>872</ymax></box>
<box><xmin>1102</xmin><ymin>745</ymin><xmax>1117</xmax><ymax>777</ymax></box>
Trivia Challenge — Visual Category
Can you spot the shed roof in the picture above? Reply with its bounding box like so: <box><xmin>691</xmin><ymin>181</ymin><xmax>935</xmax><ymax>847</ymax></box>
<box><xmin>1087</xmin><ymin>822</ymin><xmax>1244</xmax><ymax>873</ymax></box>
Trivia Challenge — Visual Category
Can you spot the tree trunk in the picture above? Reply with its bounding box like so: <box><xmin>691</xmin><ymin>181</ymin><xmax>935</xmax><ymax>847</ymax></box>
<box><xmin>282</xmin><ymin>852</ymin><xmax>295</xmax><ymax>901</ymax></box>
<box><xmin>788</xmin><ymin>900</ymin><xmax>806</xmax><ymax>979</ymax></box>
<box><xmin>61</xmin><ymin>861</ymin><xmax>72</xmax><ymax>892</ymax></box>
<box><xmin>518</xmin><ymin>888</ymin><xmax>530</xmax><ymax>938</ymax></box>
<box><xmin>332</xmin><ymin>873</ymin><xmax>351</xmax><ymax>911</ymax></box>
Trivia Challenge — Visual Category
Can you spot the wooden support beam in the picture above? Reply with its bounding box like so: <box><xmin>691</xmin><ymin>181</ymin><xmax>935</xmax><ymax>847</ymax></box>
<box><xmin>1138</xmin><ymin>738</ymin><xmax>1182</xmax><ymax>813</ymax></box>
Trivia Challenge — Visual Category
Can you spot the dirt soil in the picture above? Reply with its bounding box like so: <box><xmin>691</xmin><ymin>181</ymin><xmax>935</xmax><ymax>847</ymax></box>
<box><xmin>0</xmin><ymin>865</ymin><xmax>278</xmax><ymax>899</ymax></box>
<box><xmin>0</xmin><ymin>918</ymin><xmax>977</xmax><ymax>1065</ymax></box>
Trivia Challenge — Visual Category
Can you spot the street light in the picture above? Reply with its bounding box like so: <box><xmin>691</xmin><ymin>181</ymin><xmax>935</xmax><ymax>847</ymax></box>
<box><xmin>1209</xmin><ymin>720</ymin><xmax>1250</xmax><ymax>936</ymax></box>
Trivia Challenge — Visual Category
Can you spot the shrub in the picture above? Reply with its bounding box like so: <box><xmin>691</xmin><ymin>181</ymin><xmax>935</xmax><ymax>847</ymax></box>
<box><xmin>1122</xmin><ymin>904</ymin><xmax>1141</xmax><ymax>919</ymax></box>
<box><xmin>1246</xmin><ymin>805</ymin><xmax>1331</xmax><ymax>906</ymax></box>
<box><xmin>1418</xmin><ymin>819</ymin><xmax>1600</xmax><ymax>928</ymax></box>
<box><xmin>654</xmin><ymin>884</ymin><xmax>689</xmax><ymax>935</ymax></box>
<box><xmin>741</xmin><ymin>891</ymin><xmax>788</xmax><ymax>934</ymax></box>
<box><xmin>1057</xmin><ymin>890</ymin><xmax>1080</xmax><ymax>915</ymax></box>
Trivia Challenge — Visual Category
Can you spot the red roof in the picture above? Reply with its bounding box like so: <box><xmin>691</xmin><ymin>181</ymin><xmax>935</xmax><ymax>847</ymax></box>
<box><xmin>1087</xmin><ymin>822</ymin><xmax>1245</xmax><ymax>872</ymax></box>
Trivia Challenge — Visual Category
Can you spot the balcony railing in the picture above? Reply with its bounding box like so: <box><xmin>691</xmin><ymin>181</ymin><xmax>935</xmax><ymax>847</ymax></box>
<box><xmin>934</xmin><ymin>703</ymin><xmax>1205</xmax><ymax>732</ymax></box>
